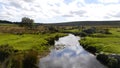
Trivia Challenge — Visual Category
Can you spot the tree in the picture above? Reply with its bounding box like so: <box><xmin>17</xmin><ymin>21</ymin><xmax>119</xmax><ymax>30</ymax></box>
<box><xmin>20</xmin><ymin>17</ymin><xmax>34</xmax><ymax>29</ymax></box>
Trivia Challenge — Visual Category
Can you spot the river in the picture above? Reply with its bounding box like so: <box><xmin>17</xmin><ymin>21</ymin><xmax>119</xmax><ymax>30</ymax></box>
<box><xmin>39</xmin><ymin>34</ymin><xmax>107</xmax><ymax>68</ymax></box>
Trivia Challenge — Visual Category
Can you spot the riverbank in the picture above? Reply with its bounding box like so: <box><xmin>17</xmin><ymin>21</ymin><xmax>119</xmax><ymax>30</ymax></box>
<box><xmin>79</xmin><ymin>28</ymin><xmax>120</xmax><ymax>68</ymax></box>
<box><xmin>0</xmin><ymin>33</ymin><xmax>67</xmax><ymax>68</ymax></box>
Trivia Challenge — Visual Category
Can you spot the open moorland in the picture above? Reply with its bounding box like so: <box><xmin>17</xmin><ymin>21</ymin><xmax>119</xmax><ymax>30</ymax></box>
<box><xmin>0</xmin><ymin>20</ymin><xmax>120</xmax><ymax>68</ymax></box>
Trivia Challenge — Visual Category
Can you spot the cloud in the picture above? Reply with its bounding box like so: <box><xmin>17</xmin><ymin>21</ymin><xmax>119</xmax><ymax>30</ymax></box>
<box><xmin>23</xmin><ymin>0</ymin><xmax>33</xmax><ymax>2</ymax></box>
<box><xmin>70</xmin><ymin>10</ymin><xmax>86</xmax><ymax>16</ymax></box>
<box><xmin>98</xmin><ymin>0</ymin><xmax>119</xmax><ymax>4</ymax></box>
<box><xmin>62</xmin><ymin>14</ymin><xmax>73</xmax><ymax>17</ymax></box>
<box><xmin>0</xmin><ymin>0</ymin><xmax>120</xmax><ymax>23</ymax></box>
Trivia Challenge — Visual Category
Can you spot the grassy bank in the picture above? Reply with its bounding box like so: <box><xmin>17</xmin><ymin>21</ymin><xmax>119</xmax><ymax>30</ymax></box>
<box><xmin>0</xmin><ymin>33</ymin><xmax>67</xmax><ymax>68</ymax></box>
<box><xmin>0</xmin><ymin>24</ymin><xmax>71</xmax><ymax>68</ymax></box>
<box><xmin>0</xmin><ymin>33</ymin><xmax>67</xmax><ymax>52</ymax></box>
<box><xmin>80</xmin><ymin>28</ymin><xmax>120</xmax><ymax>68</ymax></box>
<box><xmin>80</xmin><ymin>28</ymin><xmax>120</xmax><ymax>54</ymax></box>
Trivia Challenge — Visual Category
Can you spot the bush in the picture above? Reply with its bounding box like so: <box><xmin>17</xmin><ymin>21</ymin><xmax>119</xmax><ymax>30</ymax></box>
<box><xmin>97</xmin><ymin>54</ymin><xmax>120</xmax><ymax>68</ymax></box>
<box><xmin>0</xmin><ymin>45</ymin><xmax>39</xmax><ymax>68</ymax></box>
<box><xmin>47</xmin><ymin>26</ymin><xmax>58</xmax><ymax>33</ymax></box>
<box><xmin>7</xmin><ymin>54</ymin><xmax>23</xmax><ymax>68</ymax></box>
<box><xmin>107</xmin><ymin>57</ymin><xmax>118</xmax><ymax>68</ymax></box>
<box><xmin>99</xmin><ymin>29</ymin><xmax>111</xmax><ymax>34</ymax></box>
<box><xmin>22</xmin><ymin>50</ymin><xmax>38</xmax><ymax>68</ymax></box>
<box><xmin>86</xmin><ymin>46</ymin><xmax>97</xmax><ymax>54</ymax></box>
<box><xmin>0</xmin><ymin>44</ymin><xmax>14</xmax><ymax>62</ymax></box>
<box><xmin>82</xmin><ymin>27</ymin><xmax>96</xmax><ymax>34</ymax></box>
<box><xmin>80</xmin><ymin>32</ymin><xmax>87</xmax><ymax>37</ymax></box>
<box><xmin>96</xmin><ymin>54</ymin><xmax>109</xmax><ymax>65</ymax></box>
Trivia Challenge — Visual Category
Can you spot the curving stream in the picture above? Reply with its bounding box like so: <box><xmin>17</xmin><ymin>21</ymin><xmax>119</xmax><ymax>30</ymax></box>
<box><xmin>39</xmin><ymin>34</ymin><xmax>107</xmax><ymax>68</ymax></box>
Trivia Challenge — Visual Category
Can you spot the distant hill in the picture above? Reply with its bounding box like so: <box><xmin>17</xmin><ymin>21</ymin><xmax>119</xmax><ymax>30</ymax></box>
<box><xmin>0</xmin><ymin>20</ymin><xmax>13</xmax><ymax>24</ymax></box>
<box><xmin>0</xmin><ymin>20</ymin><xmax>120</xmax><ymax>26</ymax></box>
<box><xmin>45</xmin><ymin>21</ymin><xmax>120</xmax><ymax>26</ymax></box>
<box><xmin>0</xmin><ymin>20</ymin><xmax>43</xmax><ymax>25</ymax></box>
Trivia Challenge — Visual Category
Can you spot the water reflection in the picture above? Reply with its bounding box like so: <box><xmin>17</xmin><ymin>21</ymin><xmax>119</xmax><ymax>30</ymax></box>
<box><xmin>39</xmin><ymin>34</ymin><xmax>107</xmax><ymax>68</ymax></box>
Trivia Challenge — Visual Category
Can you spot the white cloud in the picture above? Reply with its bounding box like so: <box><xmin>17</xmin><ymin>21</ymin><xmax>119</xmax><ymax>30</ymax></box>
<box><xmin>0</xmin><ymin>0</ymin><xmax>120</xmax><ymax>23</ymax></box>
<box><xmin>98</xmin><ymin>0</ymin><xmax>119</xmax><ymax>3</ymax></box>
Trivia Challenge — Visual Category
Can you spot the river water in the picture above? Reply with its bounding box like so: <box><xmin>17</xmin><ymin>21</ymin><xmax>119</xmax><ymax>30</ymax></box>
<box><xmin>39</xmin><ymin>34</ymin><xmax>107</xmax><ymax>68</ymax></box>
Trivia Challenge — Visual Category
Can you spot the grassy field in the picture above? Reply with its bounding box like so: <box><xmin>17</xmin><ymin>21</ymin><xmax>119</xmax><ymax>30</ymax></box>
<box><xmin>0</xmin><ymin>33</ymin><xmax>66</xmax><ymax>50</ymax></box>
<box><xmin>80</xmin><ymin>28</ymin><xmax>120</xmax><ymax>54</ymax></box>
<box><xmin>0</xmin><ymin>24</ymin><xmax>68</xmax><ymax>68</ymax></box>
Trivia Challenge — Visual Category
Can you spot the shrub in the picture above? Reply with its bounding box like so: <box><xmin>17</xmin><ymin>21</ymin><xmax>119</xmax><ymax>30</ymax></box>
<box><xmin>86</xmin><ymin>46</ymin><xmax>97</xmax><ymax>54</ymax></box>
<box><xmin>79</xmin><ymin>32</ymin><xmax>87</xmax><ymax>37</ymax></box>
<box><xmin>6</xmin><ymin>54</ymin><xmax>23</xmax><ymax>68</ymax></box>
<box><xmin>97</xmin><ymin>54</ymin><xmax>120</xmax><ymax>68</ymax></box>
<box><xmin>107</xmin><ymin>57</ymin><xmax>118</xmax><ymax>68</ymax></box>
<box><xmin>82</xmin><ymin>27</ymin><xmax>96</xmax><ymax>34</ymax></box>
<box><xmin>96</xmin><ymin>54</ymin><xmax>109</xmax><ymax>65</ymax></box>
<box><xmin>99</xmin><ymin>29</ymin><xmax>111</xmax><ymax>34</ymax></box>
<box><xmin>0</xmin><ymin>44</ymin><xmax>14</xmax><ymax>62</ymax></box>
<box><xmin>22</xmin><ymin>50</ymin><xmax>38</xmax><ymax>68</ymax></box>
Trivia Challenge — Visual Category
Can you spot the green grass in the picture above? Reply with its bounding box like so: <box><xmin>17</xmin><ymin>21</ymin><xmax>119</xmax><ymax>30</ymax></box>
<box><xmin>65</xmin><ymin>29</ymin><xmax>81</xmax><ymax>33</ymax></box>
<box><xmin>80</xmin><ymin>28</ymin><xmax>120</xmax><ymax>54</ymax></box>
<box><xmin>0</xmin><ymin>33</ymin><xmax>66</xmax><ymax>50</ymax></box>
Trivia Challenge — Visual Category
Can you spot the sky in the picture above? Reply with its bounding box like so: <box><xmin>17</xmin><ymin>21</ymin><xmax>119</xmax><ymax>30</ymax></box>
<box><xmin>0</xmin><ymin>0</ymin><xmax>120</xmax><ymax>23</ymax></box>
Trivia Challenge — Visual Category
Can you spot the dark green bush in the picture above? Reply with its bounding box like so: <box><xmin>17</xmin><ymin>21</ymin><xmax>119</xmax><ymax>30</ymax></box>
<box><xmin>82</xmin><ymin>27</ymin><xmax>96</xmax><ymax>34</ymax></box>
<box><xmin>107</xmin><ymin>57</ymin><xmax>118</xmax><ymax>68</ymax></box>
<box><xmin>80</xmin><ymin>32</ymin><xmax>87</xmax><ymax>37</ymax></box>
<box><xmin>97</xmin><ymin>54</ymin><xmax>120</xmax><ymax>68</ymax></box>
<box><xmin>96</xmin><ymin>54</ymin><xmax>109</xmax><ymax>65</ymax></box>
<box><xmin>86</xmin><ymin>46</ymin><xmax>97</xmax><ymax>54</ymax></box>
